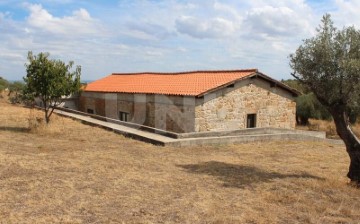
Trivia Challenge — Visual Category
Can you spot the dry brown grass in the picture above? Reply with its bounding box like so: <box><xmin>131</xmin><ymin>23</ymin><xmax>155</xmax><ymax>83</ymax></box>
<box><xmin>1</xmin><ymin>101</ymin><xmax>360</xmax><ymax>223</ymax></box>
<box><xmin>298</xmin><ymin>118</ymin><xmax>360</xmax><ymax>139</ymax></box>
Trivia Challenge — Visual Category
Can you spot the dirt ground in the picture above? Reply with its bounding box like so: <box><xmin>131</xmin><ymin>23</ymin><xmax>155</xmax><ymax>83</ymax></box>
<box><xmin>0</xmin><ymin>101</ymin><xmax>360</xmax><ymax>223</ymax></box>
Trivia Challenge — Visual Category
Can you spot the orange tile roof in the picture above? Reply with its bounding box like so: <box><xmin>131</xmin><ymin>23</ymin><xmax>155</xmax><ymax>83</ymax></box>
<box><xmin>84</xmin><ymin>69</ymin><xmax>259</xmax><ymax>96</ymax></box>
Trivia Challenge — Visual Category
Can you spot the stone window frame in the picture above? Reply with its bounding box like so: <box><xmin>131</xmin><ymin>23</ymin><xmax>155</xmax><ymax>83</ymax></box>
<box><xmin>246</xmin><ymin>113</ymin><xmax>257</xmax><ymax>128</ymax></box>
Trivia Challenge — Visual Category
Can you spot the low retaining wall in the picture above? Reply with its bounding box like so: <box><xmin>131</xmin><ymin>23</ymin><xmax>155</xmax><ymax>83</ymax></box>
<box><xmin>166</xmin><ymin>133</ymin><xmax>339</xmax><ymax>147</ymax></box>
<box><xmin>177</xmin><ymin>127</ymin><xmax>326</xmax><ymax>139</ymax></box>
<box><xmin>54</xmin><ymin>107</ymin><xmax>342</xmax><ymax>147</ymax></box>
<box><xmin>56</xmin><ymin>106</ymin><xmax>179</xmax><ymax>138</ymax></box>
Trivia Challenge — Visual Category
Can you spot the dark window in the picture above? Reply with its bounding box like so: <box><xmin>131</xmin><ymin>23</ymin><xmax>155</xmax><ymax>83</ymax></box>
<box><xmin>246</xmin><ymin>114</ymin><xmax>256</xmax><ymax>128</ymax></box>
<box><xmin>119</xmin><ymin>111</ymin><xmax>129</xmax><ymax>122</ymax></box>
<box><xmin>87</xmin><ymin>109</ymin><xmax>94</xmax><ymax>114</ymax></box>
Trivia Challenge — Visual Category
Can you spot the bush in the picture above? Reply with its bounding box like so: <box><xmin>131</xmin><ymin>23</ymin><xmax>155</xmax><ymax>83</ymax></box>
<box><xmin>0</xmin><ymin>77</ymin><xmax>9</xmax><ymax>92</ymax></box>
<box><xmin>283</xmin><ymin>79</ymin><xmax>332</xmax><ymax>125</ymax></box>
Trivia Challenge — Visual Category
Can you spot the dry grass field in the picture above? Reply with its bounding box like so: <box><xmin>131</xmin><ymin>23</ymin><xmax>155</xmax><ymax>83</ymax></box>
<box><xmin>1</xmin><ymin>98</ymin><xmax>360</xmax><ymax>223</ymax></box>
<box><xmin>299</xmin><ymin>118</ymin><xmax>360</xmax><ymax>139</ymax></box>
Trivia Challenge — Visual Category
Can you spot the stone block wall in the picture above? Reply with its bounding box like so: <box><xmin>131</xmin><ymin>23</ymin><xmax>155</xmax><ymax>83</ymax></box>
<box><xmin>144</xmin><ymin>95</ymin><xmax>195</xmax><ymax>133</ymax></box>
<box><xmin>79</xmin><ymin>92</ymin><xmax>106</xmax><ymax>116</ymax></box>
<box><xmin>80</xmin><ymin>92</ymin><xmax>196</xmax><ymax>133</ymax></box>
<box><xmin>194</xmin><ymin>78</ymin><xmax>296</xmax><ymax>132</ymax></box>
<box><xmin>80</xmin><ymin>77</ymin><xmax>296</xmax><ymax>133</ymax></box>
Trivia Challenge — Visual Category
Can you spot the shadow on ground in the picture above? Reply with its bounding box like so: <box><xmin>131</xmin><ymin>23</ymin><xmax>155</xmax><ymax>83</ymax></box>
<box><xmin>178</xmin><ymin>161</ymin><xmax>324</xmax><ymax>188</ymax></box>
<box><xmin>0</xmin><ymin>126</ymin><xmax>29</xmax><ymax>133</ymax></box>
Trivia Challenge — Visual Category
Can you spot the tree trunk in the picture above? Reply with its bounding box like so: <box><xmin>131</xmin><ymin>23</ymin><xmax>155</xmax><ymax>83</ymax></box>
<box><xmin>296</xmin><ymin>113</ymin><xmax>309</xmax><ymax>126</ymax></box>
<box><xmin>43</xmin><ymin>100</ymin><xmax>50</xmax><ymax>124</ymax></box>
<box><xmin>330</xmin><ymin>105</ymin><xmax>360</xmax><ymax>185</ymax></box>
<box><xmin>296</xmin><ymin>114</ymin><xmax>300</xmax><ymax>125</ymax></box>
<box><xmin>45</xmin><ymin>110</ymin><xmax>50</xmax><ymax>123</ymax></box>
<box><xmin>300</xmin><ymin>116</ymin><xmax>309</xmax><ymax>126</ymax></box>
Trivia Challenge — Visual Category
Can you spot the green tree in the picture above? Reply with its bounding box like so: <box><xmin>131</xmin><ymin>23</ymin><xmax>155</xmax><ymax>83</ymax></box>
<box><xmin>290</xmin><ymin>14</ymin><xmax>360</xmax><ymax>185</ymax></box>
<box><xmin>23</xmin><ymin>51</ymin><xmax>81</xmax><ymax>123</ymax></box>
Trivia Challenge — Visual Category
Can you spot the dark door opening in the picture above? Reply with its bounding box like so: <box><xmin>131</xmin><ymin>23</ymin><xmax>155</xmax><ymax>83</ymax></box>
<box><xmin>87</xmin><ymin>109</ymin><xmax>94</xmax><ymax>114</ymax></box>
<box><xmin>247</xmin><ymin>114</ymin><xmax>256</xmax><ymax>128</ymax></box>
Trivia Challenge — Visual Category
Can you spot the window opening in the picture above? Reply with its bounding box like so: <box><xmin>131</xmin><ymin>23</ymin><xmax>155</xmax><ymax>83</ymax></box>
<box><xmin>87</xmin><ymin>109</ymin><xmax>94</xmax><ymax>114</ymax></box>
<box><xmin>246</xmin><ymin>114</ymin><xmax>256</xmax><ymax>128</ymax></box>
<box><xmin>119</xmin><ymin>111</ymin><xmax>129</xmax><ymax>122</ymax></box>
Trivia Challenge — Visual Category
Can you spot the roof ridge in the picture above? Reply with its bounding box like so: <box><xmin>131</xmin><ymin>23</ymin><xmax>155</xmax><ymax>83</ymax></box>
<box><xmin>111</xmin><ymin>69</ymin><xmax>258</xmax><ymax>76</ymax></box>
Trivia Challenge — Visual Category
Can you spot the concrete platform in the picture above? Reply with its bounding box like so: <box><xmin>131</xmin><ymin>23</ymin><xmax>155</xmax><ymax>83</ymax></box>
<box><xmin>54</xmin><ymin>109</ymin><xmax>343</xmax><ymax>147</ymax></box>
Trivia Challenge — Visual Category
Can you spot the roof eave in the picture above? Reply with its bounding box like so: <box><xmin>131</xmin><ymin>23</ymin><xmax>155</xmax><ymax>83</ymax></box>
<box><xmin>82</xmin><ymin>89</ymin><xmax>198</xmax><ymax>96</ymax></box>
<box><xmin>254</xmin><ymin>72</ymin><xmax>301</xmax><ymax>96</ymax></box>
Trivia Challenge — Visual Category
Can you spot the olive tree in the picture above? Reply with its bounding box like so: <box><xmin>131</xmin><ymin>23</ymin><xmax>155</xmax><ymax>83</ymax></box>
<box><xmin>290</xmin><ymin>14</ymin><xmax>360</xmax><ymax>185</ymax></box>
<box><xmin>23</xmin><ymin>51</ymin><xmax>81</xmax><ymax>123</ymax></box>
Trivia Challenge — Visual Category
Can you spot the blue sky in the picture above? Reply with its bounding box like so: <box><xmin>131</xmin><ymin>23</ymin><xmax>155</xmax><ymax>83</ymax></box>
<box><xmin>0</xmin><ymin>0</ymin><xmax>359</xmax><ymax>81</ymax></box>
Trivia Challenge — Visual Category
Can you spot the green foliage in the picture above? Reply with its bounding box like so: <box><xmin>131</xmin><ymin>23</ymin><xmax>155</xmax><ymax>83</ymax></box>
<box><xmin>290</xmin><ymin>14</ymin><xmax>360</xmax><ymax>125</ymax></box>
<box><xmin>0</xmin><ymin>77</ymin><xmax>9</xmax><ymax>92</ymax></box>
<box><xmin>8</xmin><ymin>81</ymin><xmax>25</xmax><ymax>104</ymax></box>
<box><xmin>8</xmin><ymin>81</ymin><xmax>25</xmax><ymax>93</ymax></box>
<box><xmin>281</xmin><ymin>79</ymin><xmax>309</xmax><ymax>94</ymax></box>
<box><xmin>295</xmin><ymin>93</ymin><xmax>315</xmax><ymax>125</ymax></box>
<box><xmin>23</xmin><ymin>51</ymin><xmax>81</xmax><ymax>123</ymax></box>
<box><xmin>282</xmin><ymin>79</ymin><xmax>331</xmax><ymax>125</ymax></box>
<box><xmin>290</xmin><ymin>14</ymin><xmax>360</xmax><ymax>111</ymax></box>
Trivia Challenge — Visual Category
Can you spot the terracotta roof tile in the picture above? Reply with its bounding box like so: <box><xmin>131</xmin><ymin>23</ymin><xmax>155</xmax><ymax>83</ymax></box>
<box><xmin>84</xmin><ymin>69</ymin><xmax>258</xmax><ymax>96</ymax></box>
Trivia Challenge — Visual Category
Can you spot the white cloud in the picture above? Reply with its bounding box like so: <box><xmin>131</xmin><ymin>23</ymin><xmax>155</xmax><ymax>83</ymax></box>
<box><xmin>0</xmin><ymin>12</ymin><xmax>5</xmax><ymax>20</ymax></box>
<box><xmin>244</xmin><ymin>5</ymin><xmax>312</xmax><ymax>39</ymax></box>
<box><xmin>175</xmin><ymin>16</ymin><xmax>236</xmax><ymax>39</ymax></box>
<box><xmin>213</xmin><ymin>1</ymin><xmax>243</xmax><ymax>21</ymax></box>
<box><xmin>334</xmin><ymin>0</ymin><xmax>360</xmax><ymax>27</ymax></box>
<box><xmin>2</xmin><ymin>0</ymin><xmax>360</xmax><ymax>81</ymax></box>
<box><xmin>145</xmin><ymin>50</ymin><xmax>163</xmax><ymax>57</ymax></box>
<box><xmin>26</xmin><ymin>4</ymin><xmax>104</xmax><ymax>36</ymax></box>
<box><xmin>125</xmin><ymin>21</ymin><xmax>175</xmax><ymax>40</ymax></box>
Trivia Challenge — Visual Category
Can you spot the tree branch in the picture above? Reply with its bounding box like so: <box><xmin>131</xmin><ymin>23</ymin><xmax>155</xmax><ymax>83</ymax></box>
<box><xmin>48</xmin><ymin>104</ymin><xmax>56</xmax><ymax>119</ymax></box>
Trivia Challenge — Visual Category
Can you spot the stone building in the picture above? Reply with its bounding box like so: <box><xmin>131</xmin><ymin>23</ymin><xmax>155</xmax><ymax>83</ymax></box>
<box><xmin>80</xmin><ymin>69</ymin><xmax>299</xmax><ymax>133</ymax></box>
